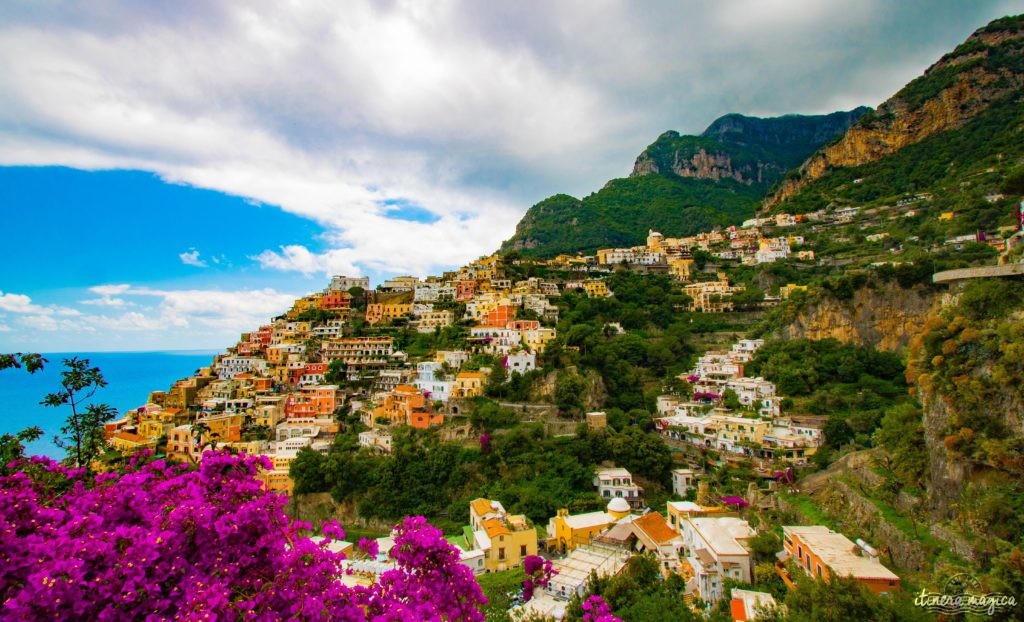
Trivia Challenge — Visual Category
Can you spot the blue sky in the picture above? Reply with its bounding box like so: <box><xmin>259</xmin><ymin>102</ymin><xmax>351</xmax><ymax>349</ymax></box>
<box><xmin>0</xmin><ymin>0</ymin><xmax>1020</xmax><ymax>352</ymax></box>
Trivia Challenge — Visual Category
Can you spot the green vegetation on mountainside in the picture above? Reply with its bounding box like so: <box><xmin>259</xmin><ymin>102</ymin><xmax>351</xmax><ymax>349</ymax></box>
<box><xmin>500</xmin><ymin>174</ymin><xmax>761</xmax><ymax>258</ymax></box>
<box><xmin>643</xmin><ymin>108</ymin><xmax>869</xmax><ymax>185</ymax></box>
<box><xmin>774</xmin><ymin>93</ymin><xmax>1024</xmax><ymax>220</ymax></box>
<box><xmin>500</xmin><ymin>109</ymin><xmax>868</xmax><ymax>259</ymax></box>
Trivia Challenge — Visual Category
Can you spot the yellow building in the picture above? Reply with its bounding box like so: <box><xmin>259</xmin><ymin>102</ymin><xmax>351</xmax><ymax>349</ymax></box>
<box><xmin>939</xmin><ymin>212</ymin><xmax>955</xmax><ymax>221</ymax></box>
<box><xmin>669</xmin><ymin>258</ymin><xmax>695</xmax><ymax>282</ymax></box>
<box><xmin>109</xmin><ymin>432</ymin><xmax>157</xmax><ymax>454</ymax></box>
<box><xmin>470</xmin><ymin>498</ymin><xmax>537</xmax><ymax>572</ymax></box>
<box><xmin>713</xmin><ymin>415</ymin><xmax>770</xmax><ymax>445</ymax></box>
<box><xmin>583</xmin><ymin>280</ymin><xmax>610</xmax><ymax>298</ymax></box>
<box><xmin>521</xmin><ymin>327</ymin><xmax>557</xmax><ymax>353</ymax></box>
<box><xmin>365</xmin><ymin>303</ymin><xmax>413</xmax><ymax>325</ymax></box>
<box><xmin>779</xmin><ymin>283</ymin><xmax>809</xmax><ymax>299</ymax></box>
<box><xmin>452</xmin><ymin>371</ymin><xmax>486</xmax><ymax>398</ymax></box>
<box><xmin>547</xmin><ymin>498</ymin><xmax>629</xmax><ymax>554</ymax></box>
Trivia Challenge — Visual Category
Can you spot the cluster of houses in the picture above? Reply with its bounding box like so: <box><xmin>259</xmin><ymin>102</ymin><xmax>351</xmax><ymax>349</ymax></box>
<box><xmin>292</xmin><ymin>463</ymin><xmax>900</xmax><ymax>620</ymax></box>
<box><xmin>103</xmin><ymin>252</ymin><xmax>579</xmax><ymax>491</ymax></box>
<box><xmin>654</xmin><ymin>339</ymin><xmax>825</xmax><ymax>467</ymax></box>
<box><xmin>501</xmin><ymin>467</ymin><xmax>899</xmax><ymax>620</ymax></box>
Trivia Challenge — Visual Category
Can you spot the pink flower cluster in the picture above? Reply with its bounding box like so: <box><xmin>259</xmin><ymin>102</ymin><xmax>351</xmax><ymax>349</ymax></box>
<box><xmin>521</xmin><ymin>554</ymin><xmax>555</xmax><ymax>602</ymax></box>
<box><xmin>0</xmin><ymin>452</ymin><xmax>486</xmax><ymax>620</ymax></box>
<box><xmin>581</xmin><ymin>595</ymin><xmax>621</xmax><ymax>622</ymax></box>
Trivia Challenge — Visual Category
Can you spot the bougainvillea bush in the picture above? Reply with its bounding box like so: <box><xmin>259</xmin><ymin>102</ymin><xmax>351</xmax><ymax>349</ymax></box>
<box><xmin>0</xmin><ymin>451</ymin><xmax>486</xmax><ymax>620</ymax></box>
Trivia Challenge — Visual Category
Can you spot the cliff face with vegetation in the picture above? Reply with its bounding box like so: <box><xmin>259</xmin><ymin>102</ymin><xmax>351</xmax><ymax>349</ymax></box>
<box><xmin>632</xmin><ymin>109</ymin><xmax>868</xmax><ymax>186</ymax></box>
<box><xmin>501</xmin><ymin>109</ymin><xmax>865</xmax><ymax>258</ymax></box>
<box><xmin>774</xmin><ymin>283</ymin><xmax>943</xmax><ymax>352</ymax></box>
<box><xmin>765</xmin><ymin>15</ymin><xmax>1024</xmax><ymax>210</ymax></box>
<box><xmin>907</xmin><ymin>280</ymin><xmax>1024</xmax><ymax>532</ymax></box>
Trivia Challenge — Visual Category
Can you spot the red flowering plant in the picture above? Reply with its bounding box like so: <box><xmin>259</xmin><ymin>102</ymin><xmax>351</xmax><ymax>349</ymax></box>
<box><xmin>0</xmin><ymin>451</ymin><xmax>486</xmax><ymax>620</ymax></box>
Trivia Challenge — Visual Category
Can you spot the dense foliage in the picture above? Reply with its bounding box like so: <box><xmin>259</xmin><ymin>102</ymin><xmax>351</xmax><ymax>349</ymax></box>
<box><xmin>747</xmin><ymin>338</ymin><xmax>908</xmax><ymax>447</ymax></box>
<box><xmin>0</xmin><ymin>451</ymin><xmax>486</xmax><ymax>620</ymax></box>
<box><xmin>500</xmin><ymin>174</ymin><xmax>762</xmax><ymax>258</ymax></box>
<box><xmin>292</xmin><ymin>423</ymin><xmax>673</xmax><ymax>530</ymax></box>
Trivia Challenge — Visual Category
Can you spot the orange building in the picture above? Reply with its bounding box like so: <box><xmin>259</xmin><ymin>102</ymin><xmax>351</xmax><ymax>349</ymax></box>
<box><xmin>482</xmin><ymin>305</ymin><xmax>515</xmax><ymax>327</ymax></box>
<box><xmin>782</xmin><ymin>526</ymin><xmax>900</xmax><ymax>595</ymax></box>
<box><xmin>371</xmin><ymin>385</ymin><xmax>442</xmax><ymax>429</ymax></box>
<box><xmin>456</xmin><ymin>280</ymin><xmax>477</xmax><ymax>301</ymax></box>
<box><xmin>285</xmin><ymin>385</ymin><xmax>338</xmax><ymax>418</ymax></box>
<box><xmin>318</xmin><ymin>291</ymin><xmax>351</xmax><ymax>310</ymax></box>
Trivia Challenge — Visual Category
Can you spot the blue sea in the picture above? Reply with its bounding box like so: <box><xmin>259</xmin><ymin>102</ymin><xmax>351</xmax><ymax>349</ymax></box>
<box><xmin>0</xmin><ymin>351</ymin><xmax>217</xmax><ymax>459</ymax></box>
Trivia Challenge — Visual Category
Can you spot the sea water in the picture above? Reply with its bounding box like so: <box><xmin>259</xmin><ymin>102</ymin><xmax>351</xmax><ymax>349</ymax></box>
<box><xmin>0</xmin><ymin>351</ymin><xmax>217</xmax><ymax>459</ymax></box>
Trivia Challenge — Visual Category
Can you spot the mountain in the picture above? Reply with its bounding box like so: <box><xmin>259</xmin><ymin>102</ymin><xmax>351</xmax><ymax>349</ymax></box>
<box><xmin>764</xmin><ymin>14</ymin><xmax>1024</xmax><ymax>211</ymax></box>
<box><xmin>500</xmin><ymin>110</ymin><xmax>867</xmax><ymax>258</ymax></box>
<box><xmin>631</xmin><ymin>108</ymin><xmax>869</xmax><ymax>186</ymax></box>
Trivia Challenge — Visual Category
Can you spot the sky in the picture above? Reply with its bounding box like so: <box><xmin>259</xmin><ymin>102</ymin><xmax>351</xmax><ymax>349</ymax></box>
<box><xmin>0</xmin><ymin>0</ymin><xmax>1020</xmax><ymax>352</ymax></box>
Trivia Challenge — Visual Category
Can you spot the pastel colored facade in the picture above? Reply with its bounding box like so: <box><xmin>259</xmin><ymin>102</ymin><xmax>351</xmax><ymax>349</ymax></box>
<box><xmin>671</xmin><ymin>468</ymin><xmax>697</xmax><ymax>497</ymax></box>
<box><xmin>413</xmin><ymin>362</ymin><xmax>453</xmax><ymax>402</ymax></box>
<box><xmin>683</xmin><ymin>277</ymin><xmax>742</xmax><ymax>313</ymax></box>
<box><xmin>414</xmin><ymin>310</ymin><xmax>454</xmax><ymax>333</ymax></box>
<box><xmin>284</xmin><ymin>385</ymin><xmax>337</xmax><ymax>418</ymax></box>
<box><xmin>586</xmin><ymin>411</ymin><xmax>608</xmax><ymax>431</ymax></box>
<box><xmin>779</xmin><ymin>283</ymin><xmax>809</xmax><ymax>299</ymax></box>
<box><xmin>504</xmin><ymin>351</ymin><xmax>536</xmax><ymax>374</ymax></box>
<box><xmin>452</xmin><ymin>371</ymin><xmax>486</xmax><ymax>399</ymax></box>
<box><xmin>322</xmin><ymin>337</ymin><xmax>394</xmax><ymax>368</ymax></box>
<box><xmin>318</xmin><ymin>291</ymin><xmax>351</xmax><ymax>310</ymax></box>
<box><xmin>468</xmin><ymin>498</ymin><xmax>538</xmax><ymax>572</ymax></box>
<box><xmin>547</xmin><ymin>508</ymin><xmax>617</xmax><ymax>553</ymax></box>
<box><xmin>109</xmin><ymin>431</ymin><xmax>157</xmax><ymax>454</ymax></box>
<box><xmin>328</xmin><ymin>275</ymin><xmax>370</xmax><ymax>292</ymax></box>
<box><xmin>365</xmin><ymin>303</ymin><xmax>413</xmax><ymax>325</ymax></box>
<box><xmin>380</xmin><ymin>276</ymin><xmax>420</xmax><ymax>291</ymax></box>
<box><xmin>679</xmin><ymin>516</ymin><xmax>754</xmax><ymax>603</ymax></box>
<box><xmin>358</xmin><ymin>428</ymin><xmax>393</xmax><ymax>453</ymax></box>
<box><xmin>593</xmin><ymin>467</ymin><xmax>644</xmax><ymax>509</ymax></box>
<box><xmin>166</xmin><ymin>424</ymin><xmax>199</xmax><ymax>462</ymax></box>
<box><xmin>630</xmin><ymin>511</ymin><xmax>683</xmax><ymax>576</ymax></box>
<box><xmin>782</xmin><ymin>526</ymin><xmax>900</xmax><ymax>595</ymax></box>
<box><xmin>371</xmin><ymin>385</ymin><xmax>442</xmax><ymax>429</ymax></box>
<box><xmin>583</xmin><ymin>280</ymin><xmax>611</xmax><ymax>298</ymax></box>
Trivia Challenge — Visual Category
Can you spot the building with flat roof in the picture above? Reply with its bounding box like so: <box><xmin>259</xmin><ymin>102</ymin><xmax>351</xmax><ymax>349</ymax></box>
<box><xmin>679</xmin><ymin>516</ymin><xmax>754</xmax><ymax>603</ymax></box>
<box><xmin>782</xmin><ymin>526</ymin><xmax>900</xmax><ymax>595</ymax></box>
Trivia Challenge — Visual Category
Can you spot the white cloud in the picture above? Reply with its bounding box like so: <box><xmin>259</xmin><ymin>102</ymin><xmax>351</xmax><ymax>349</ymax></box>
<box><xmin>179</xmin><ymin>249</ymin><xmax>208</xmax><ymax>268</ymax></box>
<box><xmin>0</xmin><ymin>1</ymin><xmax>1013</xmax><ymax>293</ymax></box>
<box><xmin>0</xmin><ymin>290</ymin><xmax>81</xmax><ymax>316</ymax></box>
<box><xmin>0</xmin><ymin>291</ymin><xmax>45</xmax><ymax>314</ymax></box>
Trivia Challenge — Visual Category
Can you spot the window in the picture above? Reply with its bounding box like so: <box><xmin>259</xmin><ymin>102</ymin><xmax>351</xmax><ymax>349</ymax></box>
<box><xmin>816</xmin><ymin>565</ymin><xmax>822</xmax><ymax>578</ymax></box>
<box><xmin>520</xmin><ymin>545</ymin><xmax>527</xmax><ymax>556</ymax></box>
<box><xmin>498</xmin><ymin>548</ymin><xmax>506</xmax><ymax>561</ymax></box>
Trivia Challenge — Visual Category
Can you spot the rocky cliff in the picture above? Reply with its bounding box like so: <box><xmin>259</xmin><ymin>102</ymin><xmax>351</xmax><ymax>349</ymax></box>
<box><xmin>779</xmin><ymin>283</ymin><xmax>943</xmax><ymax>352</ymax></box>
<box><xmin>765</xmin><ymin>15</ymin><xmax>1024</xmax><ymax>210</ymax></box>
<box><xmin>631</xmin><ymin>108</ymin><xmax>868</xmax><ymax>187</ymax></box>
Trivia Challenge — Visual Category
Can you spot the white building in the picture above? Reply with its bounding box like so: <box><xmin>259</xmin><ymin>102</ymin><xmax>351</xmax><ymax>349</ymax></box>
<box><xmin>679</xmin><ymin>517</ymin><xmax>754</xmax><ymax>603</ymax></box>
<box><xmin>672</xmin><ymin>468</ymin><xmax>697</xmax><ymax>497</ymax></box>
<box><xmin>504</xmin><ymin>351</ymin><xmax>536</xmax><ymax>374</ymax></box>
<box><xmin>217</xmin><ymin>356</ymin><xmax>269</xmax><ymax>380</ymax></box>
<box><xmin>329</xmin><ymin>275</ymin><xmax>370</xmax><ymax>292</ymax></box>
<box><xmin>594</xmin><ymin>468</ymin><xmax>644</xmax><ymax>509</ymax></box>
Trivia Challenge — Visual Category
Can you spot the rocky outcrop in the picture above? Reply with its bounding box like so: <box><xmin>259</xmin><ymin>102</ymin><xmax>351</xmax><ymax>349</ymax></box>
<box><xmin>765</xmin><ymin>18</ymin><xmax>1024</xmax><ymax>210</ymax></box>
<box><xmin>632</xmin><ymin>147</ymin><xmax>778</xmax><ymax>184</ymax></box>
<box><xmin>781</xmin><ymin>283</ymin><xmax>942</xmax><ymax>352</ymax></box>
<box><xmin>631</xmin><ymin>108</ymin><xmax>867</xmax><ymax>187</ymax></box>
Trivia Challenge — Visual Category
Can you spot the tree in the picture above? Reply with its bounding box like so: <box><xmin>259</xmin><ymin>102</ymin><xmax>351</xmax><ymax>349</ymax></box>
<box><xmin>1</xmin><ymin>353</ymin><xmax>46</xmax><ymax>473</ymax></box>
<box><xmin>0</xmin><ymin>352</ymin><xmax>47</xmax><ymax>374</ymax></box>
<box><xmin>325</xmin><ymin>358</ymin><xmax>348</xmax><ymax>385</ymax></box>
<box><xmin>42</xmin><ymin>357</ymin><xmax>117</xmax><ymax>469</ymax></box>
